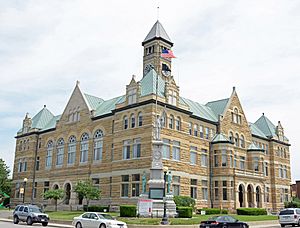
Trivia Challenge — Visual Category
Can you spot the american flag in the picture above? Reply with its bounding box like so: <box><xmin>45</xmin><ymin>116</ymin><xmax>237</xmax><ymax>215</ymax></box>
<box><xmin>161</xmin><ymin>49</ymin><xmax>176</xmax><ymax>58</ymax></box>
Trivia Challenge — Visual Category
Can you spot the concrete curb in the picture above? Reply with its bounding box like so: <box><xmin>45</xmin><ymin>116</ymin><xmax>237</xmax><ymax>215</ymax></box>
<box><xmin>0</xmin><ymin>218</ymin><xmax>73</xmax><ymax>228</ymax></box>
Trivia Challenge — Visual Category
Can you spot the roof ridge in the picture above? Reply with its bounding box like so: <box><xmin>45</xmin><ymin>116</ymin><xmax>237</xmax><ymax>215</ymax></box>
<box><xmin>206</xmin><ymin>97</ymin><xmax>229</xmax><ymax>105</ymax></box>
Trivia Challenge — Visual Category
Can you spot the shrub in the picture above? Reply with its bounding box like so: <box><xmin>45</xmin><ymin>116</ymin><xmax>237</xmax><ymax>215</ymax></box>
<box><xmin>120</xmin><ymin>205</ymin><xmax>136</xmax><ymax>217</ymax></box>
<box><xmin>285</xmin><ymin>197</ymin><xmax>300</xmax><ymax>208</ymax></box>
<box><xmin>87</xmin><ymin>205</ymin><xmax>109</xmax><ymax>212</ymax></box>
<box><xmin>177</xmin><ymin>206</ymin><xmax>193</xmax><ymax>218</ymax></box>
<box><xmin>174</xmin><ymin>196</ymin><xmax>195</xmax><ymax>208</ymax></box>
<box><xmin>237</xmin><ymin>208</ymin><xmax>267</xmax><ymax>215</ymax></box>
<box><xmin>198</xmin><ymin>208</ymin><xmax>228</xmax><ymax>215</ymax></box>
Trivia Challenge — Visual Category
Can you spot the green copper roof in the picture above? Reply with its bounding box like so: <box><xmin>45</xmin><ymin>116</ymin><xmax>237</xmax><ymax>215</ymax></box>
<box><xmin>140</xmin><ymin>69</ymin><xmax>165</xmax><ymax>97</ymax></box>
<box><xmin>249</xmin><ymin>122</ymin><xmax>268</xmax><ymax>139</ymax></box>
<box><xmin>84</xmin><ymin>94</ymin><xmax>104</xmax><ymax>110</ymax></box>
<box><xmin>31</xmin><ymin>107</ymin><xmax>55</xmax><ymax>129</ymax></box>
<box><xmin>206</xmin><ymin>98</ymin><xmax>229</xmax><ymax>117</ymax></box>
<box><xmin>43</xmin><ymin>115</ymin><xmax>61</xmax><ymax>131</ymax></box>
<box><xmin>95</xmin><ymin>95</ymin><xmax>125</xmax><ymax>116</ymax></box>
<box><xmin>254</xmin><ymin>115</ymin><xmax>276</xmax><ymax>138</ymax></box>
<box><xmin>211</xmin><ymin>133</ymin><xmax>232</xmax><ymax>144</ymax></box>
<box><xmin>247</xmin><ymin>142</ymin><xmax>264</xmax><ymax>152</ymax></box>
<box><xmin>180</xmin><ymin>97</ymin><xmax>218</xmax><ymax>122</ymax></box>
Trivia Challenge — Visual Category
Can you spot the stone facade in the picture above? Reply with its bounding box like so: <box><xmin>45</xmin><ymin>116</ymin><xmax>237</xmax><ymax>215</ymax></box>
<box><xmin>11</xmin><ymin>21</ymin><xmax>291</xmax><ymax>212</ymax></box>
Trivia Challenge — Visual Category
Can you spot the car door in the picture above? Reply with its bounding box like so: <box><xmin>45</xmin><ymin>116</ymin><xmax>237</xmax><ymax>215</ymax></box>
<box><xmin>18</xmin><ymin>206</ymin><xmax>24</xmax><ymax>221</ymax></box>
<box><xmin>226</xmin><ymin>216</ymin><xmax>241</xmax><ymax>228</ymax></box>
<box><xmin>23</xmin><ymin>206</ymin><xmax>29</xmax><ymax>221</ymax></box>
<box><xmin>89</xmin><ymin>213</ymin><xmax>100</xmax><ymax>228</ymax></box>
<box><xmin>81</xmin><ymin>213</ymin><xmax>91</xmax><ymax>228</ymax></box>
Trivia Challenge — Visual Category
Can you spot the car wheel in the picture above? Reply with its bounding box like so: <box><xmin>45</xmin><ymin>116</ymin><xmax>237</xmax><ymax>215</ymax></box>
<box><xmin>241</xmin><ymin>224</ymin><xmax>248</xmax><ymax>228</ymax></box>
<box><xmin>76</xmin><ymin>222</ymin><xmax>82</xmax><ymax>228</ymax></box>
<box><xmin>13</xmin><ymin>216</ymin><xmax>19</xmax><ymax>224</ymax></box>
<box><xmin>221</xmin><ymin>225</ymin><xmax>227</xmax><ymax>228</ymax></box>
<box><xmin>100</xmin><ymin>223</ymin><xmax>106</xmax><ymax>228</ymax></box>
<box><xmin>26</xmin><ymin>216</ymin><xmax>33</xmax><ymax>225</ymax></box>
<box><xmin>281</xmin><ymin>225</ymin><xmax>285</xmax><ymax>227</ymax></box>
<box><xmin>42</xmin><ymin>222</ymin><xmax>48</xmax><ymax>227</ymax></box>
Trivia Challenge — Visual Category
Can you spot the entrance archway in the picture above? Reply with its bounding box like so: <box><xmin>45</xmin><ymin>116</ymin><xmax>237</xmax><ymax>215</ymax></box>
<box><xmin>247</xmin><ymin>184</ymin><xmax>254</xmax><ymax>207</ymax></box>
<box><xmin>238</xmin><ymin>184</ymin><xmax>245</xmax><ymax>207</ymax></box>
<box><xmin>64</xmin><ymin>183</ymin><xmax>71</xmax><ymax>205</ymax></box>
<box><xmin>256</xmin><ymin>186</ymin><xmax>261</xmax><ymax>208</ymax></box>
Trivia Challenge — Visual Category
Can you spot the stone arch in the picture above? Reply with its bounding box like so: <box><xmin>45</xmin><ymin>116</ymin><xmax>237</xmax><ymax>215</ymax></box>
<box><xmin>63</xmin><ymin>182</ymin><xmax>72</xmax><ymax>205</ymax></box>
<box><xmin>238</xmin><ymin>184</ymin><xmax>245</xmax><ymax>207</ymax></box>
<box><xmin>247</xmin><ymin>184</ymin><xmax>254</xmax><ymax>207</ymax></box>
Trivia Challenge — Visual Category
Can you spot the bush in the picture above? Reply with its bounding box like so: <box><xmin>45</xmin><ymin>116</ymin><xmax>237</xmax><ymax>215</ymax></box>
<box><xmin>87</xmin><ymin>205</ymin><xmax>109</xmax><ymax>212</ymax></box>
<box><xmin>174</xmin><ymin>196</ymin><xmax>195</xmax><ymax>208</ymax></box>
<box><xmin>237</xmin><ymin>208</ymin><xmax>267</xmax><ymax>215</ymax></box>
<box><xmin>177</xmin><ymin>206</ymin><xmax>193</xmax><ymax>218</ymax></box>
<box><xmin>120</xmin><ymin>205</ymin><xmax>136</xmax><ymax>217</ymax></box>
<box><xmin>198</xmin><ymin>208</ymin><xmax>228</xmax><ymax>215</ymax></box>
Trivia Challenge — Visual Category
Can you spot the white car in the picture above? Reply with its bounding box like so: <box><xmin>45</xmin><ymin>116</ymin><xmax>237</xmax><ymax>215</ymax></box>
<box><xmin>72</xmin><ymin>212</ymin><xmax>127</xmax><ymax>228</ymax></box>
<box><xmin>278</xmin><ymin>208</ymin><xmax>300</xmax><ymax>227</ymax></box>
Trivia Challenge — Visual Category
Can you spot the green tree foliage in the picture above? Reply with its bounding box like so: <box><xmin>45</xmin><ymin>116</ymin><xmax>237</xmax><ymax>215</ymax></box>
<box><xmin>284</xmin><ymin>197</ymin><xmax>300</xmax><ymax>208</ymax></box>
<box><xmin>0</xmin><ymin>159</ymin><xmax>11</xmax><ymax>195</ymax></box>
<box><xmin>43</xmin><ymin>189</ymin><xmax>65</xmax><ymax>211</ymax></box>
<box><xmin>74</xmin><ymin>180</ymin><xmax>101</xmax><ymax>207</ymax></box>
<box><xmin>174</xmin><ymin>196</ymin><xmax>195</xmax><ymax>208</ymax></box>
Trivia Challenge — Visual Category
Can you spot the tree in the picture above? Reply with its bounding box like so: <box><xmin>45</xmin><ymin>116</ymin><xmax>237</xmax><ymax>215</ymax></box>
<box><xmin>0</xmin><ymin>159</ymin><xmax>11</xmax><ymax>195</ymax></box>
<box><xmin>43</xmin><ymin>189</ymin><xmax>65</xmax><ymax>211</ymax></box>
<box><xmin>74</xmin><ymin>180</ymin><xmax>101</xmax><ymax>207</ymax></box>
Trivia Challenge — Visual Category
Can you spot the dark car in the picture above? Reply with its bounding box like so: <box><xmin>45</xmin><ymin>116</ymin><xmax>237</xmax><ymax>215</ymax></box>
<box><xmin>200</xmin><ymin>215</ymin><xmax>249</xmax><ymax>228</ymax></box>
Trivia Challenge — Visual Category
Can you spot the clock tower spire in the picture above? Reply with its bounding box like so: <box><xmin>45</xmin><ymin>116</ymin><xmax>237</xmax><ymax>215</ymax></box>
<box><xmin>142</xmin><ymin>20</ymin><xmax>173</xmax><ymax>78</ymax></box>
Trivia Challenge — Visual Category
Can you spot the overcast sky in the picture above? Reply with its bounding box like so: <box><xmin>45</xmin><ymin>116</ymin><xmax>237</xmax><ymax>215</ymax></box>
<box><xmin>1</xmin><ymin>0</ymin><xmax>300</xmax><ymax>181</ymax></box>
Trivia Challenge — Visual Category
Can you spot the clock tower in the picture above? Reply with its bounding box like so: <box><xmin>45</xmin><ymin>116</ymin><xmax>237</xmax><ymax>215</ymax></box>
<box><xmin>142</xmin><ymin>20</ymin><xmax>173</xmax><ymax>78</ymax></box>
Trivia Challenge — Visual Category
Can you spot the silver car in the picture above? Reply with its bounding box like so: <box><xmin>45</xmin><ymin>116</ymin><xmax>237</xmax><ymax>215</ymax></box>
<box><xmin>72</xmin><ymin>212</ymin><xmax>127</xmax><ymax>228</ymax></box>
<box><xmin>279</xmin><ymin>208</ymin><xmax>300</xmax><ymax>227</ymax></box>
<box><xmin>13</xmin><ymin>204</ymin><xmax>49</xmax><ymax>226</ymax></box>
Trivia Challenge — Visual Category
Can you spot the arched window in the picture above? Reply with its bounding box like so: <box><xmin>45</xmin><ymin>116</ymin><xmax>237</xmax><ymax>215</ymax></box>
<box><xmin>240</xmin><ymin>135</ymin><xmax>245</xmax><ymax>148</ymax></box>
<box><xmin>56</xmin><ymin>138</ymin><xmax>64</xmax><ymax>166</ymax></box>
<box><xmin>68</xmin><ymin>136</ymin><xmax>76</xmax><ymax>164</ymax></box>
<box><xmin>162</xmin><ymin>111</ymin><xmax>167</xmax><ymax>128</ymax></box>
<box><xmin>80</xmin><ymin>133</ymin><xmax>89</xmax><ymax>163</ymax></box>
<box><xmin>235</xmin><ymin>133</ymin><xmax>239</xmax><ymax>147</ymax></box>
<box><xmin>124</xmin><ymin>116</ymin><xmax>128</xmax><ymax>129</ymax></box>
<box><xmin>131</xmin><ymin>114</ymin><xmax>135</xmax><ymax>128</ymax></box>
<box><xmin>138</xmin><ymin>112</ymin><xmax>143</xmax><ymax>126</ymax></box>
<box><xmin>175</xmin><ymin>117</ymin><xmax>181</xmax><ymax>131</ymax></box>
<box><xmin>229</xmin><ymin>132</ymin><xmax>234</xmax><ymax>143</ymax></box>
<box><xmin>46</xmin><ymin>140</ymin><xmax>53</xmax><ymax>168</ymax></box>
<box><xmin>169</xmin><ymin>115</ymin><xmax>174</xmax><ymax>129</ymax></box>
<box><xmin>93</xmin><ymin>130</ymin><xmax>103</xmax><ymax>161</ymax></box>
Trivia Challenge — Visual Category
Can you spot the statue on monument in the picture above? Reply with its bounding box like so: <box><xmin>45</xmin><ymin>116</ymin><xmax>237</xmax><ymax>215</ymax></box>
<box><xmin>142</xmin><ymin>171</ymin><xmax>147</xmax><ymax>194</ymax></box>
<box><xmin>167</xmin><ymin>171</ymin><xmax>172</xmax><ymax>194</ymax></box>
<box><xmin>154</xmin><ymin>115</ymin><xmax>162</xmax><ymax>140</ymax></box>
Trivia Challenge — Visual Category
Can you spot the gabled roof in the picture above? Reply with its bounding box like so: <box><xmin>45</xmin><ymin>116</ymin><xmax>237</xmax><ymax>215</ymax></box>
<box><xmin>43</xmin><ymin>115</ymin><xmax>61</xmax><ymax>131</ymax></box>
<box><xmin>249</xmin><ymin>122</ymin><xmax>268</xmax><ymax>139</ymax></box>
<box><xmin>254</xmin><ymin>114</ymin><xmax>276</xmax><ymax>138</ymax></box>
<box><xmin>180</xmin><ymin>97</ymin><xmax>218</xmax><ymax>122</ymax></box>
<box><xmin>95</xmin><ymin>95</ymin><xmax>125</xmax><ymax>117</ymax></box>
<box><xmin>31</xmin><ymin>106</ymin><xmax>54</xmax><ymax>129</ymax></box>
<box><xmin>211</xmin><ymin>133</ymin><xmax>232</xmax><ymax>144</ymax></box>
<box><xmin>84</xmin><ymin>93</ymin><xmax>104</xmax><ymax>110</ymax></box>
<box><xmin>143</xmin><ymin>20</ymin><xmax>173</xmax><ymax>45</ymax></box>
<box><xmin>140</xmin><ymin>69</ymin><xmax>165</xmax><ymax>97</ymax></box>
<box><xmin>247</xmin><ymin>142</ymin><xmax>265</xmax><ymax>152</ymax></box>
<box><xmin>206</xmin><ymin>98</ymin><xmax>229</xmax><ymax>117</ymax></box>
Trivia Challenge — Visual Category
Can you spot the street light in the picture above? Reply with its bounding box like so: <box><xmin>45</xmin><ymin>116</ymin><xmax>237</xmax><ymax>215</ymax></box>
<box><xmin>23</xmin><ymin>178</ymin><xmax>28</xmax><ymax>203</ymax></box>
<box><xmin>161</xmin><ymin>167</ymin><xmax>169</xmax><ymax>225</ymax></box>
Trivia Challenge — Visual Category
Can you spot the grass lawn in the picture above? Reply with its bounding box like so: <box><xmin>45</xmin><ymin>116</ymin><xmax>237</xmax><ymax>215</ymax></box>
<box><xmin>46</xmin><ymin>211</ymin><xmax>277</xmax><ymax>225</ymax></box>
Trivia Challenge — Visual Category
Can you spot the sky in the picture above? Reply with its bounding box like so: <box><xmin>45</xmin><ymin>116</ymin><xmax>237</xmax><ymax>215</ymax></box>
<box><xmin>0</xmin><ymin>0</ymin><xmax>300</xmax><ymax>181</ymax></box>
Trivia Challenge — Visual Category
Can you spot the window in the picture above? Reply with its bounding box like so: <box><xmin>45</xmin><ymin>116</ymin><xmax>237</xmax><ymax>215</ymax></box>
<box><xmin>133</xmin><ymin>138</ymin><xmax>141</xmax><ymax>158</ymax></box>
<box><xmin>191</xmin><ymin>179</ymin><xmax>197</xmax><ymax>199</ymax></box>
<box><xmin>284</xmin><ymin>189</ymin><xmax>289</xmax><ymax>202</ymax></box>
<box><xmin>36</xmin><ymin>156</ymin><xmax>40</xmax><ymax>171</ymax></box>
<box><xmin>193</xmin><ymin>124</ymin><xmax>198</xmax><ymax>136</ymax></box>
<box><xmin>18</xmin><ymin>160</ymin><xmax>22</xmax><ymax>172</ymax></box>
<box><xmin>111</xmin><ymin>144</ymin><xmax>114</xmax><ymax>161</ymax></box>
<box><xmin>68</xmin><ymin>136</ymin><xmax>76</xmax><ymax>164</ymax></box>
<box><xmin>169</xmin><ymin>115</ymin><xmax>174</xmax><ymax>129</ymax></box>
<box><xmin>23</xmin><ymin>160</ymin><xmax>27</xmax><ymax>171</ymax></box>
<box><xmin>175</xmin><ymin>117</ymin><xmax>181</xmax><ymax>131</ymax></box>
<box><xmin>138</xmin><ymin>112</ymin><xmax>143</xmax><ymax>126</ymax></box>
<box><xmin>202</xmin><ymin>180</ymin><xmax>208</xmax><ymax>200</ymax></box>
<box><xmin>162</xmin><ymin>139</ymin><xmax>170</xmax><ymax>159</ymax></box>
<box><xmin>129</xmin><ymin>114</ymin><xmax>136</xmax><ymax>128</ymax></box>
<box><xmin>190</xmin><ymin>146</ymin><xmax>197</xmax><ymax>165</ymax></box>
<box><xmin>264</xmin><ymin>162</ymin><xmax>269</xmax><ymax>176</ymax></box>
<box><xmin>168</xmin><ymin>90</ymin><xmax>177</xmax><ymax>105</ymax></box>
<box><xmin>46</xmin><ymin>140</ymin><xmax>53</xmax><ymax>168</ymax></box>
<box><xmin>199</xmin><ymin>125</ymin><xmax>204</xmax><ymax>138</ymax></box>
<box><xmin>265</xmin><ymin>187</ymin><xmax>270</xmax><ymax>202</ymax></box>
<box><xmin>205</xmin><ymin>127</ymin><xmax>209</xmax><ymax>139</ymax></box>
<box><xmin>56</xmin><ymin>138</ymin><xmax>64</xmax><ymax>166</ymax></box>
<box><xmin>172</xmin><ymin>141</ymin><xmax>180</xmax><ymax>161</ymax></box>
<box><xmin>172</xmin><ymin>176</ymin><xmax>180</xmax><ymax>196</ymax></box>
<box><xmin>93</xmin><ymin>130</ymin><xmax>103</xmax><ymax>161</ymax></box>
<box><xmin>124</xmin><ymin>116</ymin><xmax>128</xmax><ymax>129</ymax></box>
<box><xmin>121</xmin><ymin>175</ymin><xmax>129</xmax><ymax>197</ymax></box>
<box><xmin>201</xmin><ymin>149</ymin><xmax>208</xmax><ymax>167</ymax></box>
<box><xmin>92</xmin><ymin>178</ymin><xmax>100</xmax><ymax>189</ymax></box>
<box><xmin>240</xmin><ymin>135</ymin><xmax>245</xmax><ymax>148</ymax></box>
<box><xmin>80</xmin><ymin>133</ymin><xmax>89</xmax><ymax>163</ymax></box>
<box><xmin>123</xmin><ymin>140</ymin><xmax>131</xmax><ymax>160</ymax></box>
<box><xmin>232</xmin><ymin>108</ymin><xmax>241</xmax><ymax>124</ymax></box>
<box><xmin>235</xmin><ymin>133</ymin><xmax>239</xmax><ymax>147</ymax></box>
<box><xmin>240</xmin><ymin>156</ymin><xmax>245</xmax><ymax>170</ymax></box>
<box><xmin>279</xmin><ymin>165</ymin><xmax>283</xmax><ymax>178</ymax></box>
<box><xmin>188</xmin><ymin>122</ymin><xmax>192</xmax><ymax>135</ymax></box>
<box><xmin>229</xmin><ymin>131</ymin><xmax>234</xmax><ymax>143</ymax></box>
<box><xmin>214</xmin><ymin>151</ymin><xmax>219</xmax><ymax>167</ymax></box>
<box><xmin>223</xmin><ymin>181</ymin><xmax>227</xmax><ymax>200</ymax></box>
<box><xmin>253</xmin><ymin>157</ymin><xmax>259</xmax><ymax>172</ymax></box>
<box><xmin>131</xmin><ymin>174</ymin><xmax>140</xmax><ymax>197</ymax></box>
<box><xmin>214</xmin><ymin>181</ymin><xmax>219</xmax><ymax>200</ymax></box>
<box><xmin>283</xmin><ymin>165</ymin><xmax>287</xmax><ymax>179</ymax></box>
<box><xmin>128</xmin><ymin>88</ymin><xmax>137</xmax><ymax>105</ymax></box>
<box><xmin>221</xmin><ymin>150</ymin><xmax>227</xmax><ymax>167</ymax></box>
<box><xmin>32</xmin><ymin>182</ymin><xmax>37</xmax><ymax>198</ymax></box>
<box><xmin>162</xmin><ymin>111</ymin><xmax>167</xmax><ymax>128</ymax></box>
<box><xmin>265</xmin><ymin>145</ymin><xmax>269</xmax><ymax>154</ymax></box>
<box><xmin>44</xmin><ymin>181</ymin><xmax>50</xmax><ymax>195</ymax></box>
<box><xmin>234</xmin><ymin>155</ymin><xmax>237</xmax><ymax>168</ymax></box>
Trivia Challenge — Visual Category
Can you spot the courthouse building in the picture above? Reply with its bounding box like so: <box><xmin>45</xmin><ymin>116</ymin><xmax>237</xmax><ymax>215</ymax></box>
<box><xmin>12</xmin><ymin>21</ymin><xmax>291</xmax><ymax>211</ymax></box>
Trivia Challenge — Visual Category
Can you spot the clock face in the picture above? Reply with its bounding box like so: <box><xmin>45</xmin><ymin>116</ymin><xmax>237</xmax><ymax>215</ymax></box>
<box><xmin>144</xmin><ymin>64</ymin><xmax>154</xmax><ymax>75</ymax></box>
<box><xmin>162</xmin><ymin>70</ymin><xmax>171</xmax><ymax>77</ymax></box>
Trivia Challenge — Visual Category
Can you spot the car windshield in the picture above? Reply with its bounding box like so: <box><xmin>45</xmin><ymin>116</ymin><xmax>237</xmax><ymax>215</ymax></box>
<box><xmin>29</xmin><ymin>207</ymin><xmax>42</xmax><ymax>213</ymax></box>
<box><xmin>98</xmin><ymin>214</ymin><xmax>113</xmax><ymax>220</ymax></box>
<box><xmin>207</xmin><ymin>216</ymin><xmax>220</xmax><ymax>221</ymax></box>
<box><xmin>280</xmin><ymin>210</ymin><xmax>295</xmax><ymax>215</ymax></box>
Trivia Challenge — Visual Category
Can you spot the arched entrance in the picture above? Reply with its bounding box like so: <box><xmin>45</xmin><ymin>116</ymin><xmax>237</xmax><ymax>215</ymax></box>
<box><xmin>247</xmin><ymin>184</ymin><xmax>254</xmax><ymax>207</ymax></box>
<box><xmin>53</xmin><ymin>184</ymin><xmax>59</xmax><ymax>190</ymax></box>
<box><xmin>64</xmin><ymin>183</ymin><xmax>71</xmax><ymax>205</ymax></box>
<box><xmin>238</xmin><ymin>184</ymin><xmax>245</xmax><ymax>207</ymax></box>
<box><xmin>256</xmin><ymin>186</ymin><xmax>262</xmax><ymax>208</ymax></box>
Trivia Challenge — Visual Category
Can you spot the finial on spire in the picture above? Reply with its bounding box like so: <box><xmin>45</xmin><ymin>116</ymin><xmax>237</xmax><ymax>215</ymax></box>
<box><xmin>76</xmin><ymin>80</ymin><xmax>80</xmax><ymax>86</ymax></box>
<box><xmin>44</xmin><ymin>105</ymin><xmax>46</xmax><ymax>108</ymax></box>
<box><xmin>233</xmin><ymin>86</ymin><xmax>236</xmax><ymax>91</ymax></box>
<box><xmin>157</xmin><ymin>0</ymin><xmax>160</xmax><ymax>20</ymax></box>
<box><xmin>262</xmin><ymin>112</ymin><xmax>264</xmax><ymax>116</ymax></box>
<box><xmin>132</xmin><ymin>74</ymin><xmax>136</xmax><ymax>80</ymax></box>
<box><xmin>25</xmin><ymin>112</ymin><xmax>29</xmax><ymax>118</ymax></box>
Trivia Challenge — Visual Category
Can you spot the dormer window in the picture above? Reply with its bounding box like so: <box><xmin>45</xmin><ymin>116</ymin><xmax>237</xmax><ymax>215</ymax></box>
<box><xmin>128</xmin><ymin>88</ymin><xmax>137</xmax><ymax>105</ymax></box>
<box><xmin>168</xmin><ymin>90</ymin><xmax>177</xmax><ymax>106</ymax></box>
